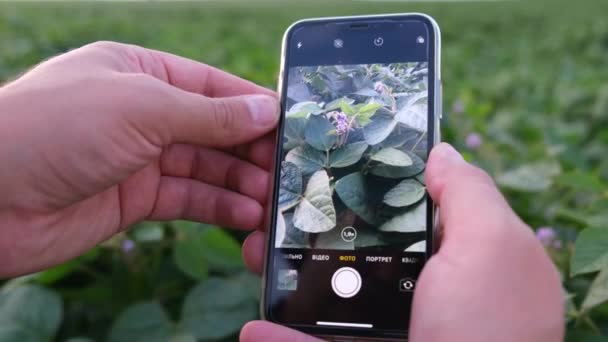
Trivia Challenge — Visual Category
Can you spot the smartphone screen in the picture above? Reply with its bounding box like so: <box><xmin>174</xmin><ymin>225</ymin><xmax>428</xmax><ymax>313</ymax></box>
<box><xmin>265</xmin><ymin>15</ymin><xmax>438</xmax><ymax>339</ymax></box>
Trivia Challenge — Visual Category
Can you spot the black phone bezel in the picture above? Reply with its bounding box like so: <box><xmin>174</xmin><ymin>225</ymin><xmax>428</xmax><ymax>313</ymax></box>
<box><xmin>263</xmin><ymin>14</ymin><xmax>437</xmax><ymax>340</ymax></box>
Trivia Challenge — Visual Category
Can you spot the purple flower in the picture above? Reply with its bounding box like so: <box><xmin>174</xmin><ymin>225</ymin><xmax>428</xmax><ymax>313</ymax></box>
<box><xmin>121</xmin><ymin>239</ymin><xmax>136</xmax><ymax>254</ymax></box>
<box><xmin>329</xmin><ymin>111</ymin><xmax>350</xmax><ymax>136</ymax></box>
<box><xmin>452</xmin><ymin>100</ymin><xmax>465</xmax><ymax>114</ymax></box>
<box><xmin>465</xmin><ymin>132</ymin><xmax>483</xmax><ymax>150</ymax></box>
<box><xmin>536</xmin><ymin>227</ymin><xmax>561</xmax><ymax>249</ymax></box>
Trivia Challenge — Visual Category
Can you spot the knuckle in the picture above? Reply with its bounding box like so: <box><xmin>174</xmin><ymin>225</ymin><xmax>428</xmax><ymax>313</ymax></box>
<box><xmin>211</xmin><ymin>99</ymin><xmax>238</xmax><ymax>132</ymax></box>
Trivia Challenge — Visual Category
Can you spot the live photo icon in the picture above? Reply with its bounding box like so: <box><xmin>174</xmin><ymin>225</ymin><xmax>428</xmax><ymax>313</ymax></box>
<box><xmin>399</xmin><ymin>278</ymin><xmax>416</xmax><ymax>292</ymax></box>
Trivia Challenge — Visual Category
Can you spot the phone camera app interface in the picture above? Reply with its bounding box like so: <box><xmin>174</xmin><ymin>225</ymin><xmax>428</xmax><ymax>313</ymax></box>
<box><xmin>270</xmin><ymin>22</ymin><xmax>432</xmax><ymax>331</ymax></box>
<box><xmin>278</xmin><ymin>62</ymin><xmax>428</xmax><ymax>253</ymax></box>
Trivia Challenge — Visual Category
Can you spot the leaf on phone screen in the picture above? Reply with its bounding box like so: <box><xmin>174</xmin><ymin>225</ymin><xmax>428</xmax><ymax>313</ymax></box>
<box><xmin>293</xmin><ymin>170</ymin><xmax>336</xmax><ymax>233</ymax></box>
<box><xmin>370</xmin><ymin>151</ymin><xmax>425</xmax><ymax>179</ymax></box>
<box><xmin>275</xmin><ymin>212</ymin><xmax>310</xmax><ymax>248</ymax></box>
<box><xmin>278</xmin><ymin>162</ymin><xmax>302</xmax><ymax>211</ymax></box>
<box><xmin>379</xmin><ymin>201</ymin><xmax>426</xmax><ymax>232</ymax></box>
<box><xmin>371</xmin><ymin>148</ymin><xmax>413</xmax><ymax>167</ymax></box>
<box><xmin>325</xmin><ymin>97</ymin><xmax>355</xmax><ymax>114</ymax></box>
<box><xmin>335</xmin><ymin>172</ymin><xmax>375</xmax><ymax>224</ymax></box>
<box><xmin>285</xmin><ymin>145</ymin><xmax>326</xmax><ymax>176</ymax></box>
<box><xmin>284</xmin><ymin>117</ymin><xmax>307</xmax><ymax>150</ymax></box>
<box><xmin>404</xmin><ymin>240</ymin><xmax>426</xmax><ymax>253</ymax></box>
<box><xmin>363</xmin><ymin>113</ymin><xmax>397</xmax><ymax>145</ymax></box>
<box><xmin>329</xmin><ymin>142</ymin><xmax>368</xmax><ymax>168</ymax></box>
<box><xmin>353</xmin><ymin>87</ymin><xmax>379</xmax><ymax>97</ymax></box>
<box><xmin>305</xmin><ymin>115</ymin><xmax>337</xmax><ymax>151</ymax></box>
<box><xmin>395</xmin><ymin>92</ymin><xmax>428</xmax><ymax>132</ymax></box>
<box><xmin>287</xmin><ymin>101</ymin><xmax>323</xmax><ymax>117</ymax></box>
<box><xmin>383</xmin><ymin>179</ymin><xmax>426</xmax><ymax>207</ymax></box>
<box><xmin>377</xmin><ymin>125</ymin><xmax>418</xmax><ymax>149</ymax></box>
<box><xmin>356</xmin><ymin>102</ymin><xmax>384</xmax><ymax>125</ymax></box>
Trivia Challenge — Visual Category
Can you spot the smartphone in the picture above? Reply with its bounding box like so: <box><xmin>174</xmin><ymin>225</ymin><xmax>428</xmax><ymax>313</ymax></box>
<box><xmin>262</xmin><ymin>13</ymin><xmax>441</xmax><ymax>341</ymax></box>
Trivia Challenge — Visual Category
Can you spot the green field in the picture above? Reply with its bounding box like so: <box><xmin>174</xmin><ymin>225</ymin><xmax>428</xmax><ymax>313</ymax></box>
<box><xmin>1</xmin><ymin>1</ymin><xmax>607</xmax><ymax>341</ymax></box>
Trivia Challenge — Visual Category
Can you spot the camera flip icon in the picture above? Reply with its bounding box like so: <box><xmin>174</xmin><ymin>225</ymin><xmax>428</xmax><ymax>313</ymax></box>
<box><xmin>399</xmin><ymin>278</ymin><xmax>416</xmax><ymax>292</ymax></box>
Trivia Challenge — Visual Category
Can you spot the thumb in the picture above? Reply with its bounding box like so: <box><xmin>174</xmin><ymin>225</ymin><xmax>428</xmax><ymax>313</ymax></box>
<box><xmin>175</xmin><ymin>93</ymin><xmax>279</xmax><ymax>147</ymax></box>
<box><xmin>425</xmin><ymin>143</ymin><xmax>525</xmax><ymax>250</ymax></box>
<box><xmin>129</xmin><ymin>78</ymin><xmax>279</xmax><ymax>147</ymax></box>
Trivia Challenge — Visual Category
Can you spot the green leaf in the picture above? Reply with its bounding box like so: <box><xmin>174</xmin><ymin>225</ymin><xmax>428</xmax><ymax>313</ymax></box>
<box><xmin>293</xmin><ymin>170</ymin><xmax>336</xmax><ymax>233</ymax></box>
<box><xmin>180</xmin><ymin>277</ymin><xmax>257</xmax><ymax>340</ymax></box>
<box><xmin>555</xmin><ymin>171</ymin><xmax>604</xmax><ymax>192</ymax></box>
<box><xmin>581</xmin><ymin>268</ymin><xmax>608</xmax><ymax>312</ymax></box>
<box><xmin>353</xmin><ymin>88</ymin><xmax>379</xmax><ymax>97</ymax></box>
<box><xmin>329</xmin><ymin>142</ymin><xmax>368</xmax><ymax>168</ymax></box>
<box><xmin>383</xmin><ymin>179</ymin><xmax>426</xmax><ymax>207</ymax></box>
<box><xmin>395</xmin><ymin>94</ymin><xmax>428</xmax><ymax>132</ymax></box>
<box><xmin>325</xmin><ymin>97</ymin><xmax>355</xmax><ymax>114</ymax></box>
<box><xmin>370</xmin><ymin>151</ymin><xmax>425</xmax><ymax>179</ymax></box>
<box><xmin>415</xmin><ymin>172</ymin><xmax>425</xmax><ymax>185</ymax></box>
<box><xmin>278</xmin><ymin>161</ymin><xmax>302</xmax><ymax>211</ymax></box>
<box><xmin>378</xmin><ymin>126</ymin><xmax>420</xmax><ymax>149</ymax></box>
<box><xmin>284</xmin><ymin>117</ymin><xmax>307</xmax><ymax>150</ymax></box>
<box><xmin>197</xmin><ymin>228</ymin><xmax>244</xmax><ymax>272</ymax></box>
<box><xmin>108</xmin><ymin>302</ymin><xmax>171</xmax><ymax>342</ymax></box>
<box><xmin>379</xmin><ymin>201</ymin><xmax>426</xmax><ymax>232</ymax></box>
<box><xmin>496</xmin><ymin>162</ymin><xmax>561</xmax><ymax>192</ymax></box>
<box><xmin>132</xmin><ymin>222</ymin><xmax>164</xmax><ymax>243</ymax></box>
<box><xmin>305</xmin><ymin>115</ymin><xmax>337</xmax><ymax>151</ymax></box>
<box><xmin>371</xmin><ymin>148</ymin><xmax>413</xmax><ymax>167</ymax></box>
<box><xmin>275</xmin><ymin>212</ymin><xmax>310</xmax><ymax>248</ymax></box>
<box><xmin>287</xmin><ymin>101</ymin><xmax>323</xmax><ymax>117</ymax></box>
<box><xmin>404</xmin><ymin>240</ymin><xmax>426</xmax><ymax>252</ymax></box>
<box><xmin>174</xmin><ymin>238</ymin><xmax>209</xmax><ymax>280</ymax></box>
<box><xmin>363</xmin><ymin>114</ymin><xmax>397</xmax><ymax>145</ymax></box>
<box><xmin>0</xmin><ymin>285</ymin><xmax>62</xmax><ymax>342</ymax></box>
<box><xmin>335</xmin><ymin>172</ymin><xmax>375</xmax><ymax>224</ymax></box>
<box><xmin>314</xmin><ymin>227</ymin><xmax>354</xmax><ymax>250</ymax></box>
<box><xmin>570</xmin><ymin>228</ymin><xmax>608</xmax><ymax>277</ymax></box>
<box><xmin>285</xmin><ymin>145</ymin><xmax>326</xmax><ymax>176</ymax></box>
<box><xmin>356</xmin><ymin>102</ymin><xmax>384</xmax><ymax>125</ymax></box>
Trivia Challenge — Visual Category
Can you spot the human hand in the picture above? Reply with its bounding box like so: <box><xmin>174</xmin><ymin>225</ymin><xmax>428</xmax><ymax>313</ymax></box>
<box><xmin>0</xmin><ymin>41</ymin><xmax>278</xmax><ymax>277</ymax></box>
<box><xmin>239</xmin><ymin>143</ymin><xmax>564</xmax><ymax>342</ymax></box>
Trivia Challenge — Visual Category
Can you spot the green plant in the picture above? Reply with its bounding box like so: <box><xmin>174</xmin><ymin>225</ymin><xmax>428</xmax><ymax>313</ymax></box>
<box><xmin>0</xmin><ymin>0</ymin><xmax>607</xmax><ymax>340</ymax></box>
<box><xmin>277</xmin><ymin>63</ymin><xmax>428</xmax><ymax>251</ymax></box>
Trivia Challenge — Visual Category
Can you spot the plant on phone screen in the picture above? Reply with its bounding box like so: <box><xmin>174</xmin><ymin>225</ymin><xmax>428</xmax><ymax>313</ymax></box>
<box><xmin>277</xmin><ymin>63</ymin><xmax>429</xmax><ymax>251</ymax></box>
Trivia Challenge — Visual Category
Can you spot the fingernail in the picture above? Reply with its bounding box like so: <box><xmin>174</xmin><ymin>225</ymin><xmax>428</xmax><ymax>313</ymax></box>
<box><xmin>433</xmin><ymin>143</ymin><xmax>463</xmax><ymax>163</ymax></box>
<box><xmin>245</xmin><ymin>95</ymin><xmax>279</xmax><ymax>126</ymax></box>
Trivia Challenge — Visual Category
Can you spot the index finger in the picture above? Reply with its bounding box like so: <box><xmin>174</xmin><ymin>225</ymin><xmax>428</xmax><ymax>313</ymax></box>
<box><xmin>129</xmin><ymin>44</ymin><xmax>276</xmax><ymax>98</ymax></box>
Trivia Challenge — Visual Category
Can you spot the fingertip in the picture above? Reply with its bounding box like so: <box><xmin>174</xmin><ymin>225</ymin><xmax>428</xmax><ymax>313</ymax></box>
<box><xmin>240</xmin><ymin>320</ymin><xmax>321</xmax><ymax>342</ymax></box>
<box><xmin>244</xmin><ymin>94</ymin><xmax>280</xmax><ymax>128</ymax></box>
<box><xmin>242</xmin><ymin>231</ymin><xmax>265</xmax><ymax>275</ymax></box>
<box><xmin>426</xmin><ymin>143</ymin><xmax>464</xmax><ymax>202</ymax></box>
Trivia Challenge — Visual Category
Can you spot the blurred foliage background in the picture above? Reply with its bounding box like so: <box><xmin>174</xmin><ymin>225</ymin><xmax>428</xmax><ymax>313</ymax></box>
<box><xmin>0</xmin><ymin>0</ymin><xmax>607</xmax><ymax>341</ymax></box>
